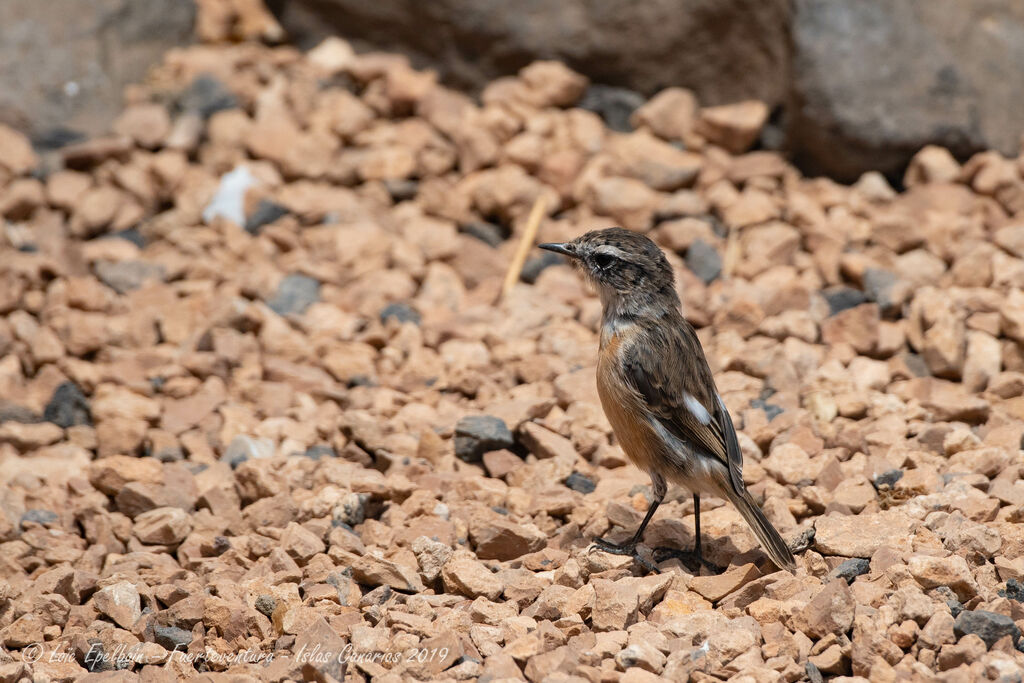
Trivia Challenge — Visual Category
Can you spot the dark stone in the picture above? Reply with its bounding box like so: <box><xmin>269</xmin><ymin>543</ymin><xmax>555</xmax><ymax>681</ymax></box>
<box><xmin>521</xmin><ymin>251</ymin><xmax>563</xmax><ymax>284</ymax></box>
<box><xmin>491</xmin><ymin>506</ymin><xmax>509</xmax><ymax>516</ymax></box>
<box><xmin>790</xmin><ymin>0</ymin><xmax>1024</xmax><ymax>181</ymax></box>
<box><xmin>111</xmin><ymin>228</ymin><xmax>146</xmax><ymax>248</ymax></box>
<box><xmin>244</xmin><ymin>199</ymin><xmax>290</xmax><ymax>234</ymax></box>
<box><xmin>153</xmin><ymin>445</ymin><xmax>185</xmax><ymax>463</ymax></box>
<box><xmin>578</xmin><ymin>84</ymin><xmax>645</xmax><ymax>132</ymax></box>
<box><xmin>829</xmin><ymin>558</ymin><xmax>870</xmax><ymax>584</ymax></box>
<box><xmin>31</xmin><ymin>127</ymin><xmax>87</xmax><ymax>150</ymax></box>
<box><xmin>383</xmin><ymin>178</ymin><xmax>419</xmax><ymax>203</ymax></box>
<box><xmin>94</xmin><ymin>259</ymin><xmax>166</xmax><ymax>294</ymax></box>
<box><xmin>685</xmin><ymin>239</ymin><xmax>722</xmax><ymax>284</ymax></box>
<box><xmin>789</xmin><ymin>526</ymin><xmax>816</xmax><ymax>554</ymax></box>
<box><xmin>20</xmin><ymin>509</ymin><xmax>58</xmax><ymax>529</ymax></box>
<box><xmin>379</xmin><ymin>302</ymin><xmax>421</xmax><ymax>325</ymax></box>
<box><xmin>454</xmin><ymin>415</ymin><xmax>514</xmax><ymax>462</ymax></box>
<box><xmin>565</xmin><ymin>471</ymin><xmax>596</xmax><ymax>494</ymax></box>
<box><xmin>1000</xmin><ymin>578</ymin><xmax>1024</xmax><ymax>603</ymax></box>
<box><xmin>178</xmin><ymin>74</ymin><xmax>238</xmax><ymax>119</ymax></box>
<box><xmin>750</xmin><ymin>398</ymin><xmax>782</xmax><ymax>421</ymax></box>
<box><xmin>254</xmin><ymin>594</ymin><xmax>277</xmax><ymax>618</ymax></box>
<box><xmin>80</xmin><ymin>639</ymin><xmax>112</xmax><ymax>672</ymax></box>
<box><xmin>266</xmin><ymin>274</ymin><xmax>320</xmax><ymax>315</ymax></box>
<box><xmin>954</xmin><ymin>610</ymin><xmax>1021</xmax><ymax>649</ymax></box>
<box><xmin>461</xmin><ymin>221</ymin><xmax>506</xmax><ymax>247</ymax></box>
<box><xmin>947</xmin><ymin>599</ymin><xmax>964</xmax><ymax>618</ymax></box>
<box><xmin>154</xmin><ymin>625</ymin><xmax>193</xmax><ymax>651</ymax></box>
<box><xmin>873</xmin><ymin>469</ymin><xmax>904</xmax><ymax>489</ymax></box>
<box><xmin>303</xmin><ymin>444</ymin><xmax>338</xmax><ymax>460</ymax></box>
<box><xmin>823</xmin><ymin>286</ymin><xmax>868</xmax><ymax>316</ymax></box>
<box><xmin>863</xmin><ymin>268</ymin><xmax>899</xmax><ymax>313</ymax></box>
<box><xmin>43</xmin><ymin>382</ymin><xmax>91</xmax><ymax>428</ymax></box>
<box><xmin>805</xmin><ymin>661</ymin><xmax>825</xmax><ymax>683</ymax></box>
<box><xmin>212</xmin><ymin>536</ymin><xmax>231</xmax><ymax>555</ymax></box>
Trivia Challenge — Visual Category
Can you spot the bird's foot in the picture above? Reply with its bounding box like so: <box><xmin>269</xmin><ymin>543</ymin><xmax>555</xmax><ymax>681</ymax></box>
<box><xmin>652</xmin><ymin>546</ymin><xmax>723</xmax><ymax>574</ymax></box>
<box><xmin>589</xmin><ymin>537</ymin><xmax>660</xmax><ymax>574</ymax></box>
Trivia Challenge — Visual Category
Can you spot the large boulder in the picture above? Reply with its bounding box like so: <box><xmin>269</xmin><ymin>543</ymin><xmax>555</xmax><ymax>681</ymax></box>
<box><xmin>789</xmin><ymin>0</ymin><xmax>1024</xmax><ymax>181</ymax></box>
<box><xmin>272</xmin><ymin>0</ymin><xmax>793</xmax><ymax>107</ymax></box>
<box><xmin>0</xmin><ymin>0</ymin><xmax>195</xmax><ymax>143</ymax></box>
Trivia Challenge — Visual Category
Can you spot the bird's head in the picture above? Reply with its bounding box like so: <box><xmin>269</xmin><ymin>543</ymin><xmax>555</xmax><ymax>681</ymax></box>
<box><xmin>539</xmin><ymin>227</ymin><xmax>679</xmax><ymax>318</ymax></box>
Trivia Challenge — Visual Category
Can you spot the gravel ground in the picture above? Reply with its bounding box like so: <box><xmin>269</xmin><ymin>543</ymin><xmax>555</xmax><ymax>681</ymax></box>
<box><xmin>2</xmin><ymin>25</ymin><xmax>1024</xmax><ymax>683</ymax></box>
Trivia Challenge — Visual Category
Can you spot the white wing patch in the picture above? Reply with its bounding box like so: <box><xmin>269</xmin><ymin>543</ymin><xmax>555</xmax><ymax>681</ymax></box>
<box><xmin>684</xmin><ymin>392</ymin><xmax>712</xmax><ymax>425</ymax></box>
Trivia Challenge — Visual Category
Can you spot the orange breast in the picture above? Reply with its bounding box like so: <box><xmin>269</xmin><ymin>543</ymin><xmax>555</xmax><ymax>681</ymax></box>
<box><xmin>597</xmin><ymin>327</ymin><xmax>661</xmax><ymax>474</ymax></box>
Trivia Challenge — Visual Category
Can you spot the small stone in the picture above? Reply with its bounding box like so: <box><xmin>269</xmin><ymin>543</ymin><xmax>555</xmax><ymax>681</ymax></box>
<box><xmin>94</xmin><ymin>260</ymin><xmax>166</xmax><ymax>294</ymax></box>
<box><xmin>303</xmin><ymin>444</ymin><xmax>337</xmax><ymax>460</ymax></box>
<box><xmin>470</xmin><ymin>517</ymin><xmax>547</xmax><ymax>561</ymax></box>
<box><xmin>379</xmin><ymin>302</ymin><xmax>421</xmax><ymax>325</ymax></box>
<box><xmin>578</xmin><ymin>84</ymin><xmax>646</xmax><ymax>132</ymax></box>
<box><xmin>630</xmin><ymin>87</ymin><xmax>698</xmax><ymax>142</ymax></box>
<box><xmin>907</xmin><ymin>554</ymin><xmax>979</xmax><ymax>600</ymax></box>
<box><xmin>114</xmin><ymin>103</ymin><xmax>171</xmax><ymax>149</ymax></box>
<box><xmin>267</xmin><ymin>274</ymin><xmax>320</xmax><ymax>316</ymax></box>
<box><xmin>0</xmin><ymin>421</ymin><xmax>63</xmax><ymax>450</ymax></box>
<box><xmin>814</xmin><ymin>511</ymin><xmax>916</xmax><ymax>557</ymax></box>
<box><xmin>697</xmin><ymin>100</ymin><xmax>769</xmax><ymax>153</ymax></box>
<box><xmin>281</xmin><ymin>522</ymin><xmax>326</xmax><ymax>563</ymax></box>
<box><xmin>689</xmin><ymin>563</ymin><xmax>761</xmax><ymax>602</ymax></box>
<box><xmin>0</xmin><ymin>123</ymin><xmax>39</xmax><ymax>174</ymax></box>
<box><xmin>454</xmin><ymin>415</ymin><xmax>514</xmax><ymax>462</ymax></box>
<box><xmin>442</xmin><ymin>557</ymin><xmax>503</xmax><ymax>600</ymax></box>
<box><xmin>412</xmin><ymin>536</ymin><xmax>453</xmax><ymax>584</ymax></box>
<box><xmin>178</xmin><ymin>74</ymin><xmax>237</xmax><ymax>118</ymax></box>
<box><xmin>352</xmin><ymin>554</ymin><xmax>426</xmax><ymax>593</ymax></box>
<box><xmin>797</xmin><ymin>578</ymin><xmax>855</xmax><ymax>638</ymax></box>
<box><xmin>829</xmin><ymin>558</ymin><xmax>871</xmax><ymax>584</ymax></box>
<box><xmin>154</xmin><ymin>625</ymin><xmax>192</xmax><ymax>651</ymax></box>
<box><xmin>93</xmin><ymin>581</ymin><xmax>142</xmax><ymax>629</ymax></box>
<box><xmin>43</xmin><ymin>382</ymin><xmax>91</xmax><ymax>428</ymax></box>
<box><xmin>685</xmin><ymin>239</ymin><xmax>722</xmax><ymax>284</ymax></box>
<box><xmin>565</xmin><ymin>471</ymin><xmax>596</xmax><ymax>494</ymax></box>
<box><xmin>518</xmin><ymin>422</ymin><xmax>577</xmax><ymax>460</ymax></box>
<box><xmin>244</xmin><ymin>199</ymin><xmax>289</xmax><ymax>234</ymax></box>
<box><xmin>954</xmin><ymin>610</ymin><xmax>1021</xmax><ymax>649</ymax></box>
<box><xmin>482</xmin><ymin>449</ymin><xmax>523</xmax><ymax>478</ymax></box>
<box><xmin>823</xmin><ymin>287</ymin><xmax>868</xmax><ymax>316</ymax></box>
<box><xmin>133</xmin><ymin>507</ymin><xmax>192</xmax><ymax>545</ymax></box>
<box><xmin>20</xmin><ymin>509</ymin><xmax>58</xmax><ymax>529</ymax></box>
<box><xmin>222</xmin><ymin>435</ymin><xmax>275</xmax><ymax>468</ymax></box>
<box><xmin>873</xmin><ymin>469</ymin><xmax>903</xmax><ymax>489</ymax></box>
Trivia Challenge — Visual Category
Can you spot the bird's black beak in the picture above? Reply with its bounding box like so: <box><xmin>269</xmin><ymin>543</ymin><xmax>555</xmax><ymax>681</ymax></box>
<box><xmin>538</xmin><ymin>242</ymin><xmax>577</xmax><ymax>259</ymax></box>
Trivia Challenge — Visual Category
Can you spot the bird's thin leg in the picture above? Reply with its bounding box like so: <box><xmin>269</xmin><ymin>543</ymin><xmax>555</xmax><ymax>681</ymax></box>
<box><xmin>652</xmin><ymin>492</ymin><xmax>723</xmax><ymax>573</ymax></box>
<box><xmin>692</xmin><ymin>493</ymin><xmax>702</xmax><ymax>560</ymax></box>
<box><xmin>592</xmin><ymin>473</ymin><xmax>666</xmax><ymax>561</ymax></box>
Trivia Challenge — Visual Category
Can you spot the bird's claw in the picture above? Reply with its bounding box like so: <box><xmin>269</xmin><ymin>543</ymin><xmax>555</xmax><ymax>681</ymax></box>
<box><xmin>652</xmin><ymin>546</ymin><xmax>723</xmax><ymax>574</ymax></box>
<box><xmin>589</xmin><ymin>537</ymin><xmax>660</xmax><ymax>574</ymax></box>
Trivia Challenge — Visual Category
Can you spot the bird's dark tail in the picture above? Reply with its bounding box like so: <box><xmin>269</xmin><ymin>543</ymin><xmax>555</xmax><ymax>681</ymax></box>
<box><xmin>727</xmin><ymin>488</ymin><xmax>797</xmax><ymax>573</ymax></box>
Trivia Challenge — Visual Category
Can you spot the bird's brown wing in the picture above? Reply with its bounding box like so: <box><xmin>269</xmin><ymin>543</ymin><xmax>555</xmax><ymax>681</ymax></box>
<box><xmin>624</xmin><ymin>318</ymin><xmax>746</xmax><ymax>494</ymax></box>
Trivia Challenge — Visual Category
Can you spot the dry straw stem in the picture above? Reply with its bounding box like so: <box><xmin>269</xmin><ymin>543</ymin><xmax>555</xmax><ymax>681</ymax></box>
<box><xmin>499</xmin><ymin>195</ymin><xmax>548</xmax><ymax>301</ymax></box>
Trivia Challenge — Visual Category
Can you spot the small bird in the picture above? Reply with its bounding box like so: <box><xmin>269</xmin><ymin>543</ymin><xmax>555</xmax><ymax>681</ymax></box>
<box><xmin>539</xmin><ymin>227</ymin><xmax>796</xmax><ymax>572</ymax></box>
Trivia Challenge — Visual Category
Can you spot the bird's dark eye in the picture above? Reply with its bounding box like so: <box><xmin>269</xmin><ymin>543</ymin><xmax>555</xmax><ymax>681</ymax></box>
<box><xmin>593</xmin><ymin>252</ymin><xmax>615</xmax><ymax>269</ymax></box>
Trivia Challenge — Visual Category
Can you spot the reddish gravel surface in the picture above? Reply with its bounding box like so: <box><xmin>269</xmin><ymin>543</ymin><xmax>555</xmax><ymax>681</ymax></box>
<box><xmin>3</xmin><ymin>23</ymin><xmax>1024</xmax><ymax>683</ymax></box>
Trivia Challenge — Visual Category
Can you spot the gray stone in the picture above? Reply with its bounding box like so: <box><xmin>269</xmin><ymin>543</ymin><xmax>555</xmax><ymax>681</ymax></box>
<box><xmin>863</xmin><ymin>268</ymin><xmax>898</xmax><ymax>313</ymax></box>
<box><xmin>461</xmin><ymin>221</ymin><xmax>505</xmax><ymax>247</ymax></box>
<box><xmin>303</xmin><ymin>444</ymin><xmax>338</xmax><ymax>460</ymax></box>
<box><xmin>177</xmin><ymin>74</ymin><xmax>237</xmax><ymax>119</ymax></box>
<box><xmin>685</xmin><ymin>239</ymin><xmax>721</xmax><ymax>284</ymax></box>
<box><xmin>823</xmin><ymin>287</ymin><xmax>868</xmax><ymax>316</ymax></box>
<box><xmin>454</xmin><ymin>415</ymin><xmax>514</xmax><ymax>462</ymax></box>
<box><xmin>244</xmin><ymin>199</ymin><xmax>290</xmax><ymax>235</ymax></box>
<box><xmin>43</xmin><ymin>382</ymin><xmax>92</xmax><ymax>428</ymax></box>
<box><xmin>578</xmin><ymin>84</ymin><xmax>646</xmax><ymax>132</ymax></box>
<box><xmin>94</xmin><ymin>259</ymin><xmax>166</xmax><ymax>294</ymax></box>
<box><xmin>379</xmin><ymin>302</ymin><xmax>421</xmax><ymax>325</ymax></box>
<box><xmin>829</xmin><ymin>558</ymin><xmax>870</xmax><ymax>584</ymax></box>
<box><xmin>953</xmin><ymin>610</ymin><xmax>1021</xmax><ymax>649</ymax></box>
<box><xmin>20</xmin><ymin>509</ymin><xmax>58</xmax><ymax>528</ymax></box>
<box><xmin>153</xmin><ymin>625</ymin><xmax>192</xmax><ymax>651</ymax></box>
<box><xmin>565</xmin><ymin>471</ymin><xmax>596</xmax><ymax>494</ymax></box>
<box><xmin>521</xmin><ymin>252</ymin><xmax>563</xmax><ymax>285</ymax></box>
<box><xmin>790</xmin><ymin>0</ymin><xmax>1024</xmax><ymax>180</ymax></box>
<box><xmin>254</xmin><ymin>594</ymin><xmax>277</xmax><ymax>618</ymax></box>
<box><xmin>267</xmin><ymin>274</ymin><xmax>320</xmax><ymax>315</ymax></box>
